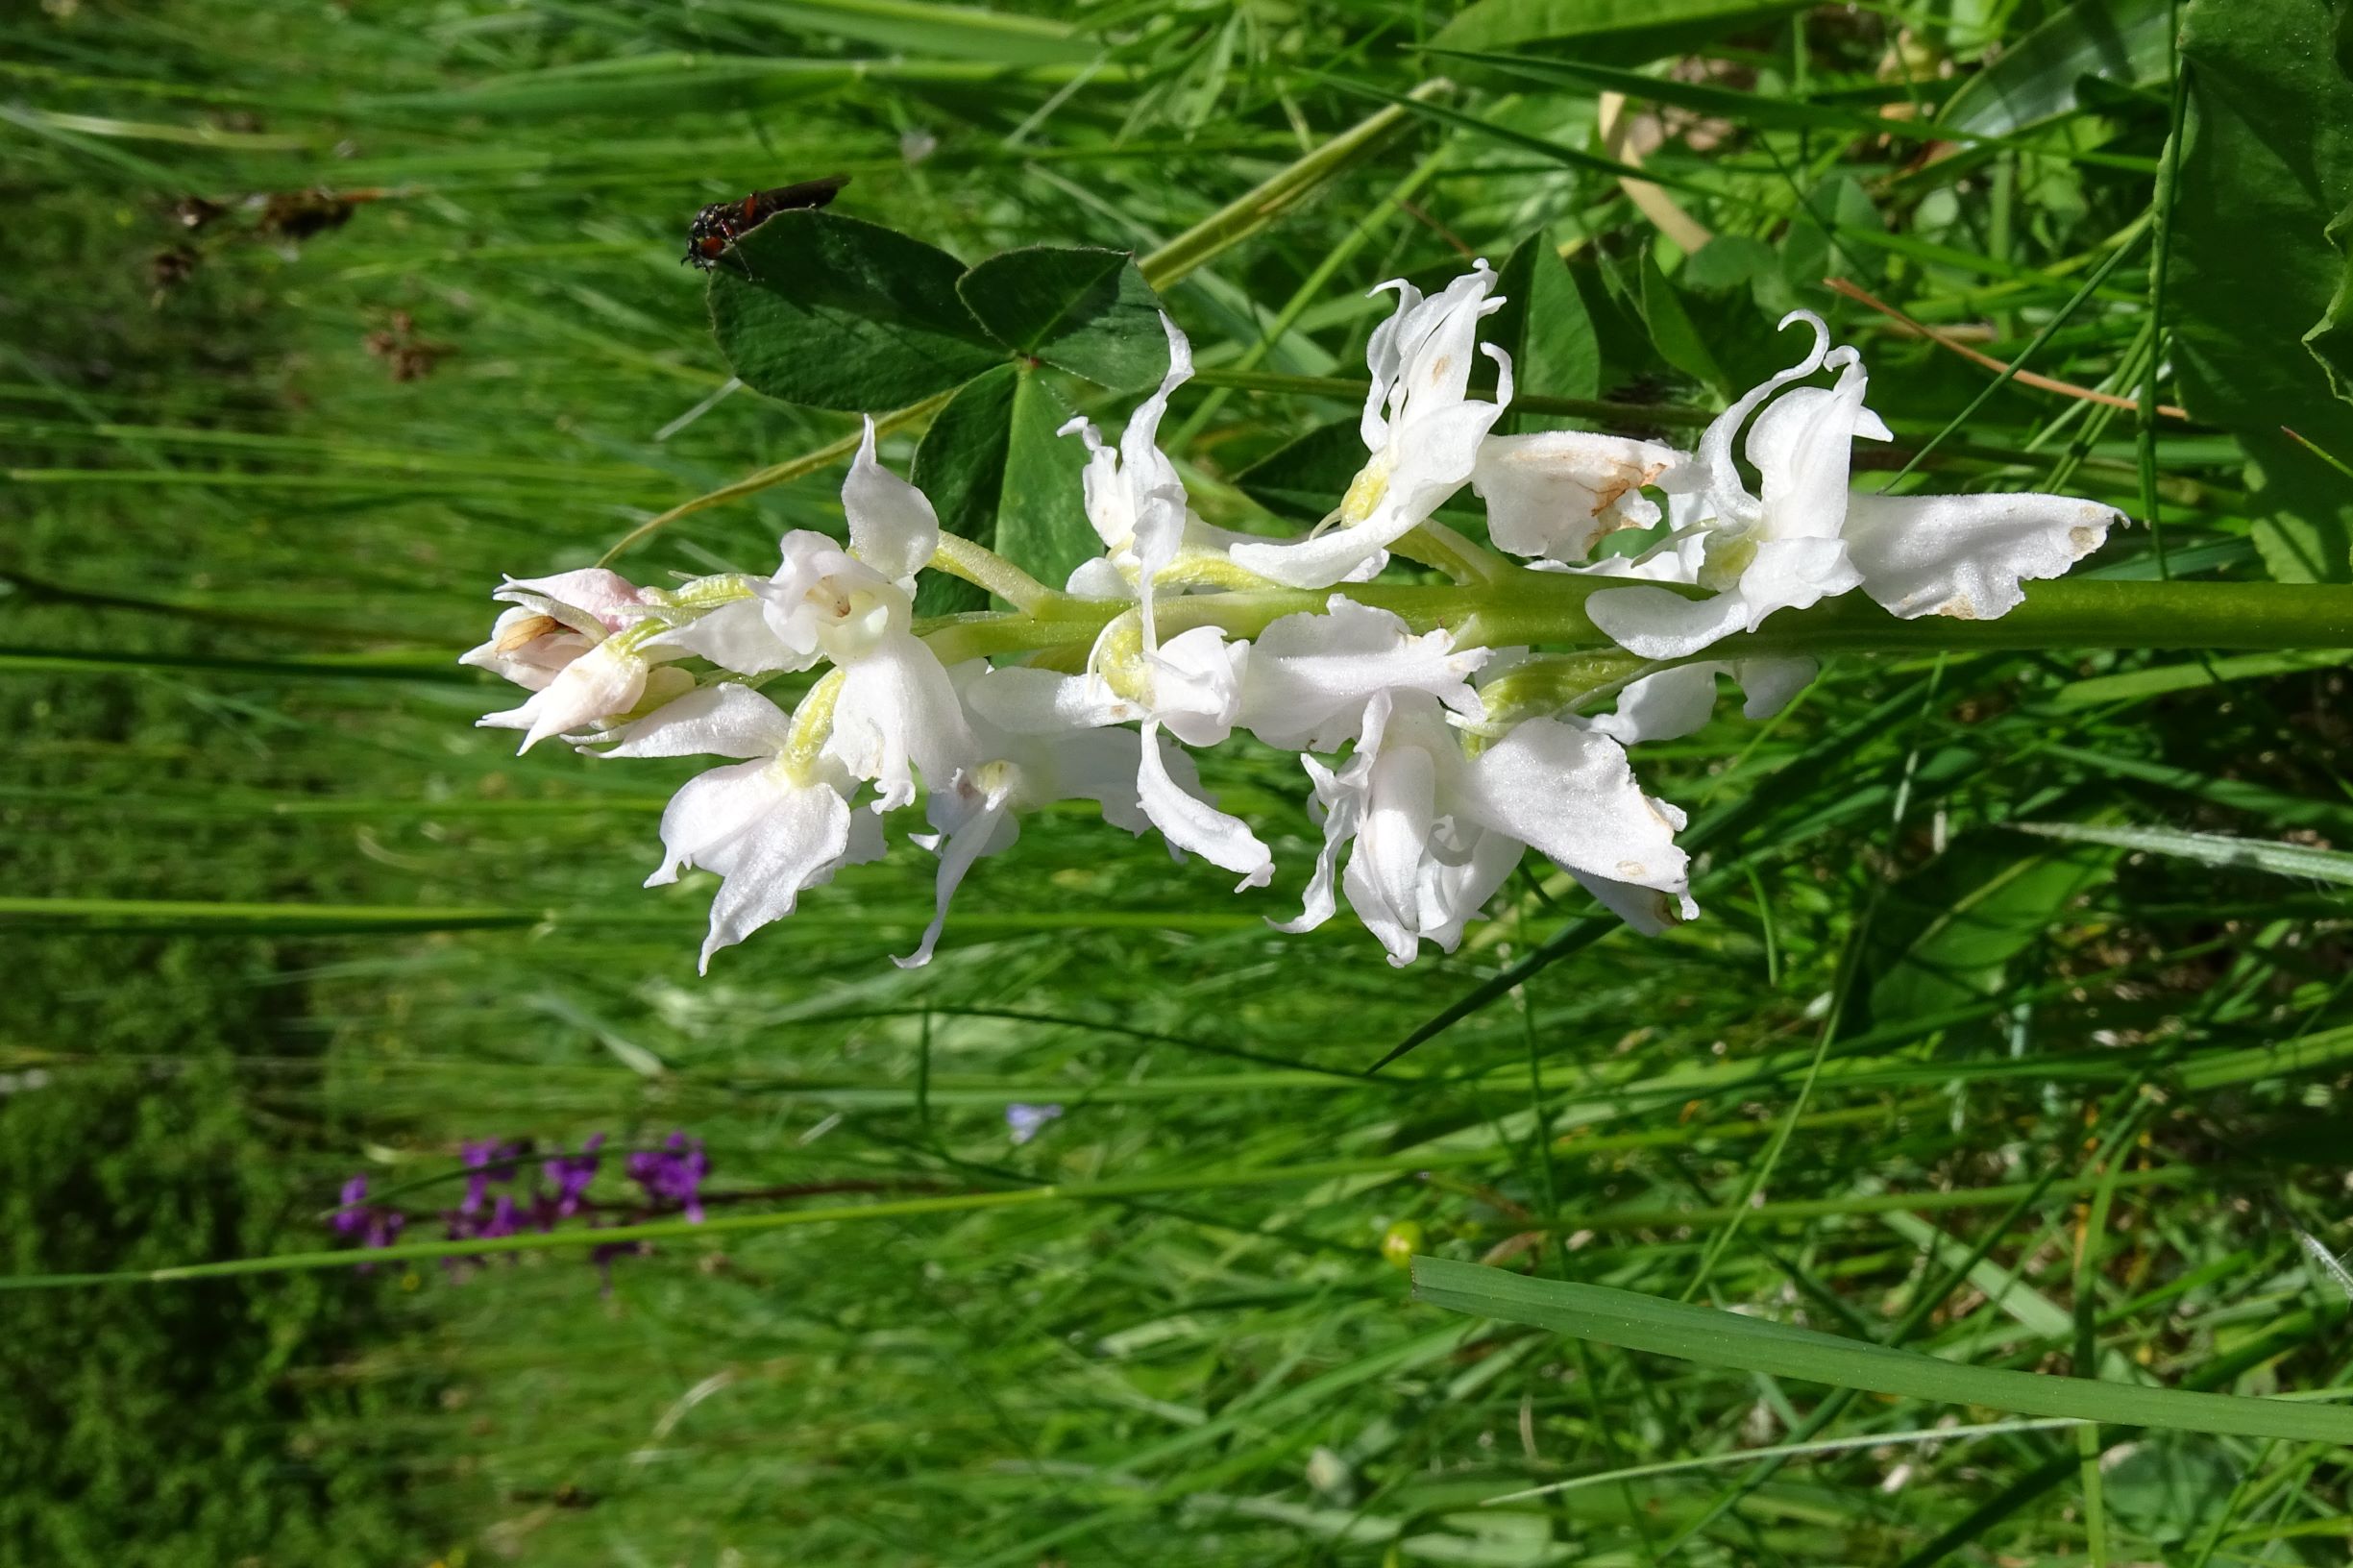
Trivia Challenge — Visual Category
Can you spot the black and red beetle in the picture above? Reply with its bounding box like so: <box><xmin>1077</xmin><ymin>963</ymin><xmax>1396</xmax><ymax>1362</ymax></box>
<box><xmin>683</xmin><ymin>174</ymin><xmax>848</xmax><ymax>276</ymax></box>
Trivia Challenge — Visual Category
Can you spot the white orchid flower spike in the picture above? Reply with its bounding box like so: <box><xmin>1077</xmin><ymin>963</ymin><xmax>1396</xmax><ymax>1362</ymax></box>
<box><xmin>1230</xmin><ymin>262</ymin><xmax>1514</xmax><ymax>589</ymax></box>
<box><xmin>1587</xmin><ymin>311</ymin><xmax>2124</xmax><ymax>660</ymax></box>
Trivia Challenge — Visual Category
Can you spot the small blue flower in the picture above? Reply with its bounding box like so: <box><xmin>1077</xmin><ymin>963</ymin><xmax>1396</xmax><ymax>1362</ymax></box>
<box><xmin>1005</xmin><ymin>1103</ymin><xmax>1064</xmax><ymax>1145</ymax></box>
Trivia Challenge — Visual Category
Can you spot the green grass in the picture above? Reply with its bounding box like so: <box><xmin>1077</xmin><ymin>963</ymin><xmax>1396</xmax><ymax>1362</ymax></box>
<box><xmin>6</xmin><ymin>0</ymin><xmax>2353</xmax><ymax>1563</ymax></box>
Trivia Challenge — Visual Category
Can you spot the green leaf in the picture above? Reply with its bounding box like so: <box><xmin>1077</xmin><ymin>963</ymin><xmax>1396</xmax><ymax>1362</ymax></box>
<box><xmin>955</xmin><ymin>246</ymin><xmax>1170</xmax><ymax>391</ymax></box>
<box><xmin>1636</xmin><ymin>250</ymin><xmax>1730</xmax><ymax>396</ymax></box>
<box><xmin>1410</xmin><ymin>1259</ymin><xmax>2353</xmax><ymax>1444</ymax></box>
<box><xmin>1490</xmin><ymin>231</ymin><xmax>1602</xmax><ymax>433</ymax></box>
<box><xmin>2171</xmin><ymin>0</ymin><xmax>2353</xmax><ymax>581</ymax></box>
<box><xmin>911</xmin><ymin>364</ymin><xmax>1018</xmax><ymax>614</ymax></box>
<box><xmin>726</xmin><ymin>0</ymin><xmax>1091</xmax><ymax>65</ymax></box>
<box><xmin>1438</xmin><ymin>46</ymin><xmax>1961</xmax><ymax>142</ymax></box>
<box><xmin>709</xmin><ymin>209</ymin><xmax>1003</xmax><ymax>412</ymax></box>
<box><xmin>997</xmin><ymin>368</ymin><xmax>1095</xmax><ymax>590</ymax></box>
<box><xmin>910</xmin><ymin>362</ymin><xmax>1094</xmax><ymax>602</ymax></box>
<box><xmin>2099</xmin><ymin>1438</ymin><xmax>2239</xmax><ymax>1543</ymax></box>
<box><xmin>1234</xmin><ymin>418</ymin><xmax>1361</xmax><ymax>526</ymax></box>
<box><xmin>2009</xmin><ymin>820</ymin><xmax>2353</xmax><ymax>887</ymax></box>
<box><xmin>1234</xmin><ymin>417</ymin><xmax>1488</xmax><ymax>529</ymax></box>
<box><xmin>2303</xmin><ymin>200</ymin><xmax>2353</xmax><ymax>405</ymax></box>
<box><xmin>1429</xmin><ymin>0</ymin><xmax>1810</xmax><ymax>65</ymax></box>
<box><xmin>1939</xmin><ymin>0</ymin><xmax>2174</xmax><ymax>137</ymax></box>
<box><xmin>1864</xmin><ymin>831</ymin><xmax>2119</xmax><ymax>1026</ymax></box>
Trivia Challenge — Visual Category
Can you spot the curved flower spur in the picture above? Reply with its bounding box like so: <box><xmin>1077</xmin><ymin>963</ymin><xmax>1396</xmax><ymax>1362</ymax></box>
<box><xmin>461</xmin><ymin>271</ymin><xmax>2124</xmax><ymax>970</ymax></box>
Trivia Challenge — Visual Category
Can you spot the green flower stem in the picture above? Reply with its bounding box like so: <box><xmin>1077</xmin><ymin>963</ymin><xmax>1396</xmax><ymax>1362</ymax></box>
<box><xmin>920</xmin><ymin>576</ymin><xmax>2353</xmax><ymax>667</ymax></box>
<box><xmin>928</xmin><ymin>533</ymin><xmax>1051</xmax><ymax>610</ymax></box>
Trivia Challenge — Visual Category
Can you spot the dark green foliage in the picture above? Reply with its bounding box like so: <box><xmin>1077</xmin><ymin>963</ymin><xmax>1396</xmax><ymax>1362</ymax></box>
<box><xmin>1489</xmin><ymin>232</ymin><xmax>1604</xmax><ymax>431</ymax></box>
<box><xmin>1431</xmin><ymin>0</ymin><xmax>1813</xmax><ymax>62</ymax></box>
<box><xmin>0</xmin><ymin>956</ymin><xmax>423</xmax><ymax>1568</ymax></box>
<box><xmin>709</xmin><ymin>211</ymin><xmax>1003</xmax><ymax>411</ymax></box>
<box><xmin>1938</xmin><ymin>0</ymin><xmax>2177</xmax><ymax>136</ymax></box>
<box><xmin>2171</xmin><ymin>0</ymin><xmax>2353</xmax><ymax>579</ymax></box>
<box><xmin>955</xmin><ymin>246</ymin><xmax>1169</xmax><ymax>390</ymax></box>
<box><xmin>911</xmin><ymin>364</ymin><xmax>1021</xmax><ymax>614</ymax></box>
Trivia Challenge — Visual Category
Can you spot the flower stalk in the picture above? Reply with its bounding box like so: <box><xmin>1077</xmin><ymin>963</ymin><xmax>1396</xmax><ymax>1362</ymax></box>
<box><xmin>466</xmin><ymin>262</ymin><xmax>2353</xmax><ymax>973</ymax></box>
<box><xmin>920</xmin><ymin>574</ymin><xmax>2353</xmax><ymax>669</ymax></box>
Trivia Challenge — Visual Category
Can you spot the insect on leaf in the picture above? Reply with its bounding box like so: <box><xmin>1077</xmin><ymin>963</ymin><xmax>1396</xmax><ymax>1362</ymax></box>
<box><xmin>710</xmin><ymin>210</ymin><xmax>1002</xmax><ymax>411</ymax></box>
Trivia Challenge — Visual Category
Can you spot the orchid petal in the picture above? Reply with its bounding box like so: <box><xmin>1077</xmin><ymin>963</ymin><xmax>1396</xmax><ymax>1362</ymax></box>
<box><xmin>1699</xmin><ymin>309</ymin><xmax>1829</xmax><ymax>527</ymax></box>
<box><xmin>651</xmin><ymin>597</ymin><xmax>812</xmax><ymax>675</ymax></box>
<box><xmin>1473</xmin><ymin>431</ymin><xmax>1684</xmax><ymax>563</ymax></box>
<box><xmin>1227</xmin><ymin>527</ymin><xmax>1398</xmax><ymax>591</ymax></box>
<box><xmin>1587</xmin><ymin>663</ymin><xmax>1722</xmax><ymax>746</ymax></box>
<box><xmin>645</xmin><ymin>758</ymin><xmax>780</xmax><ymax>889</ymax></box>
<box><xmin>824</xmin><ymin>633</ymin><xmax>978</xmax><ymax>810</ymax></box>
<box><xmin>1418</xmin><ymin>828</ymin><xmax>1524</xmax><ymax>956</ymax></box>
<box><xmin>964</xmin><ymin>665</ymin><xmax>1142</xmax><ymax>734</ymax></box>
<box><xmin>599</xmin><ymin>682</ymin><xmax>795</xmax><ymax>760</ymax></box>
<box><xmin>1462</xmin><ymin>717</ymin><xmax>1687</xmax><ymax>894</ymax></box>
<box><xmin>1841</xmin><ymin>490</ymin><xmax>2122</xmax><ymax>621</ymax></box>
<box><xmin>1272</xmin><ymin>752</ymin><xmax>1361</xmax><ymax>935</ymax></box>
<box><xmin>1567</xmin><ymin>869</ymin><xmax>1699</xmax><ymax>935</ymax></box>
<box><xmin>497</xmin><ymin>568</ymin><xmax>652</xmax><ymax>635</ymax></box>
<box><xmin>1145</xmin><ymin>625</ymin><xmax>1246</xmax><ymax>747</ymax></box>
<box><xmin>1585</xmin><ymin>582</ymin><xmax>1754</xmax><ymax>661</ymax></box>
<box><xmin>1747</xmin><ymin>346</ymin><xmax>1875</xmax><ymax>542</ymax></box>
<box><xmin>1357</xmin><ymin>742</ymin><xmax>1441</xmax><ymax>956</ymax></box>
<box><xmin>1733</xmin><ymin>655</ymin><xmax>1816</xmax><ymax>718</ymax></box>
<box><xmin>842</xmin><ymin>417</ymin><xmax>943</xmax><ymax>589</ymax></box>
<box><xmin>894</xmin><ymin>790</ymin><xmax>1020</xmax><ymax>969</ymax></box>
<box><xmin>1388</xmin><ymin>262</ymin><xmax>1503</xmax><ymax>427</ymax></box>
<box><xmin>697</xmin><ymin>778</ymin><xmax>856</xmax><ymax>971</ymax></box>
<box><xmin>1135</xmin><ymin>719</ymin><xmax>1273</xmax><ymax>888</ymax></box>
<box><xmin>1359</xmin><ymin>277</ymin><xmax>1425</xmax><ymax>450</ymax></box>
<box><xmin>1238</xmin><ymin>596</ymin><xmax>1487</xmax><ymax>751</ymax></box>
<box><xmin>479</xmin><ymin>641</ymin><xmax>649</xmax><ymax>752</ymax></box>
<box><xmin>1742</xmin><ymin>535</ymin><xmax>1864</xmax><ymax>622</ymax></box>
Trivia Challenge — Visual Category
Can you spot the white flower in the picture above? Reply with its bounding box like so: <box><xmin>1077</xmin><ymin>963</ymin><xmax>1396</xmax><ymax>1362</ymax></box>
<box><xmin>1235</xmin><ymin>595</ymin><xmax>1489</xmax><ymax>752</ymax></box>
<box><xmin>1547</xmin><ymin>509</ymin><xmax>1816</xmax><ymax>745</ymax></box>
<box><xmin>1584</xmin><ymin>656</ymin><xmax>1817</xmax><ymax>747</ymax></box>
<box><xmin>468</xmin><ymin>569</ymin><xmax>685</xmax><ymax>752</ymax></box>
<box><xmin>1282</xmin><ymin>690</ymin><xmax>1694</xmax><ymax>964</ymax></box>
<box><xmin>658</xmin><ymin>424</ymin><xmax>974</xmax><ymax>809</ymax></box>
<box><xmin>1230</xmin><ymin>262</ymin><xmax>1514</xmax><ymax>588</ymax></box>
<box><xmin>600</xmin><ymin>683</ymin><xmax>884</xmax><ymax>972</ymax></box>
<box><xmin>1587</xmin><ymin>311</ymin><xmax>2123</xmax><ymax>660</ymax></box>
<box><xmin>1060</xmin><ymin>314</ymin><xmax>1197</xmax><ymax>624</ymax></box>
<box><xmin>893</xmin><ymin>663</ymin><xmax>1166</xmax><ymax>968</ymax></box>
<box><xmin>1472</xmin><ymin>430</ymin><xmax>1691</xmax><ymax>565</ymax></box>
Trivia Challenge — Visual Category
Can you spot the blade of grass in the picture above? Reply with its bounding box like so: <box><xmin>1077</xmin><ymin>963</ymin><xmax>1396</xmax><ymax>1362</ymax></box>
<box><xmin>1410</xmin><ymin>1260</ymin><xmax>2353</xmax><ymax>1444</ymax></box>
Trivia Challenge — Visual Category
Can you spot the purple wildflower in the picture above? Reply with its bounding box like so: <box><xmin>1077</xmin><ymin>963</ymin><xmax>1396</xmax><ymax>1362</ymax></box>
<box><xmin>329</xmin><ymin>1175</ymin><xmax>373</xmax><ymax>1237</ymax></box>
<box><xmin>326</xmin><ymin>1174</ymin><xmax>407</xmax><ymax>1268</ymax></box>
<box><xmin>459</xmin><ymin>1139</ymin><xmax>528</xmax><ymax>1214</ymax></box>
<box><xmin>542</xmin><ymin>1133</ymin><xmax>606</xmax><ymax>1220</ymax></box>
<box><xmin>625</xmin><ymin>1132</ymin><xmax>709</xmax><ymax>1223</ymax></box>
<box><xmin>1006</xmin><ymin>1103</ymin><xmax>1064</xmax><ymax>1145</ymax></box>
